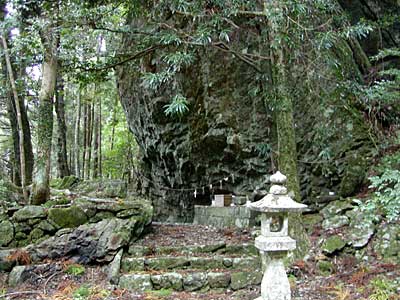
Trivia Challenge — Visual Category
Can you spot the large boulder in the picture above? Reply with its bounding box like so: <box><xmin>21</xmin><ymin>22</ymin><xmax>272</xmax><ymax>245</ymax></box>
<box><xmin>29</xmin><ymin>217</ymin><xmax>149</xmax><ymax>264</ymax></box>
<box><xmin>73</xmin><ymin>179</ymin><xmax>127</xmax><ymax>198</ymax></box>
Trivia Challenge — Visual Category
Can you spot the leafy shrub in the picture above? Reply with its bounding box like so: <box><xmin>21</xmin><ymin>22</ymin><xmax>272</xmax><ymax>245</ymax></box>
<box><xmin>65</xmin><ymin>264</ymin><xmax>86</xmax><ymax>276</ymax></box>
<box><xmin>359</xmin><ymin>150</ymin><xmax>400</xmax><ymax>222</ymax></box>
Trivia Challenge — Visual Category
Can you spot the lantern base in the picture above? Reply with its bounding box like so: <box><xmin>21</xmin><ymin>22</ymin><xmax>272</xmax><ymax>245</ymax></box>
<box><xmin>255</xmin><ymin>257</ymin><xmax>291</xmax><ymax>300</ymax></box>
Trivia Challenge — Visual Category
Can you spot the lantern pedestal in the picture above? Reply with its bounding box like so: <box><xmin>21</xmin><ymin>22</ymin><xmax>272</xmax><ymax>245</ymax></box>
<box><xmin>249</xmin><ymin>171</ymin><xmax>308</xmax><ymax>300</ymax></box>
<box><xmin>256</xmin><ymin>253</ymin><xmax>291</xmax><ymax>300</ymax></box>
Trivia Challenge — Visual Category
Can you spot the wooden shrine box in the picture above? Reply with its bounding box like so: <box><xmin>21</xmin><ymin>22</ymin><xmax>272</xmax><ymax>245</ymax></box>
<box><xmin>214</xmin><ymin>194</ymin><xmax>232</xmax><ymax>207</ymax></box>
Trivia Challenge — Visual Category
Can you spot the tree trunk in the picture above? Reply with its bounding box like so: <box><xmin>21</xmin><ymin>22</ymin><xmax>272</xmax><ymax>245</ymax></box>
<box><xmin>82</xmin><ymin>101</ymin><xmax>87</xmax><ymax>179</ymax></box>
<box><xmin>84</xmin><ymin>101</ymin><xmax>93</xmax><ymax>180</ymax></box>
<box><xmin>74</xmin><ymin>88</ymin><xmax>81</xmax><ymax>177</ymax></box>
<box><xmin>1</xmin><ymin>35</ymin><xmax>29</xmax><ymax>202</ymax></box>
<box><xmin>264</xmin><ymin>0</ymin><xmax>309</xmax><ymax>257</ymax></box>
<box><xmin>92</xmin><ymin>99</ymin><xmax>100</xmax><ymax>178</ymax></box>
<box><xmin>55</xmin><ymin>69</ymin><xmax>70</xmax><ymax>178</ymax></box>
<box><xmin>31</xmin><ymin>25</ymin><xmax>59</xmax><ymax>205</ymax></box>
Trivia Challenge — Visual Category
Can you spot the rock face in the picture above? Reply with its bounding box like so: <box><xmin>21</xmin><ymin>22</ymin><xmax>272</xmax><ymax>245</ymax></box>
<box><xmin>116</xmin><ymin>3</ymin><xmax>380</xmax><ymax>222</ymax></box>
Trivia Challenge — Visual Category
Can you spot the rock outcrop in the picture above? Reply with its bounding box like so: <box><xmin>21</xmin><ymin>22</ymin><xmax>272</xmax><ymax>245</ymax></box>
<box><xmin>116</xmin><ymin>2</ymin><xmax>388</xmax><ymax>221</ymax></box>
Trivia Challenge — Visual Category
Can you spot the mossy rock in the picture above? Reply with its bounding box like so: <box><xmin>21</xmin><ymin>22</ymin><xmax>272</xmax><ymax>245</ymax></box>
<box><xmin>322</xmin><ymin>236</ymin><xmax>347</xmax><ymax>255</ymax></box>
<box><xmin>48</xmin><ymin>206</ymin><xmax>88</xmax><ymax>228</ymax></box>
<box><xmin>13</xmin><ymin>206</ymin><xmax>46</xmax><ymax>222</ymax></box>
<box><xmin>51</xmin><ymin>176</ymin><xmax>79</xmax><ymax>190</ymax></box>
<box><xmin>0</xmin><ymin>220</ymin><xmax>14</xmax><ymax>247</ymax></box>
<box><xmin>29</xmin><ymin>228</ymin><xmax>44</xmax><ymax>243</ymax></box>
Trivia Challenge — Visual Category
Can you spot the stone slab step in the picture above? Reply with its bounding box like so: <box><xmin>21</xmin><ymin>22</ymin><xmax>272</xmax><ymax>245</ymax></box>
<box><xmin>128</xmin><ymin>242</ymin><xmax>258</xmax><ymax>257</ymax></box>
<box><xmin>121</xmin><ymin>255</ymin><xmax>261</xmax><ymax>272</ymax></box>
<box><xmin>118</xmin><ymin>270</ymin><xmax>262</xmax><ymax>292</ymax></box>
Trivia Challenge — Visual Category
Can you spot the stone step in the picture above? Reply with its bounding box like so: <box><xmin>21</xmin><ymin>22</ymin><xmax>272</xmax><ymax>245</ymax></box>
<box><xmin>121</xmin><ymin>255</ymin><xmax>261</xmax><ymax>272</ymax></box>
<box><xmin>118</xmin><ymin>270</ymin><xmax>262</xmax><ymax>292</ymax></box>
<box><xmin>128</xmin><ymin>242</ymin><xmax>258</xmax><ymax>257</ymax></box>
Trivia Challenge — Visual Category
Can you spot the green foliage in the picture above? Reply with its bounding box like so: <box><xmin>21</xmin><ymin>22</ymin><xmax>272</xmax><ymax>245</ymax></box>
<box><xmin>368</xmin><ymin>277</ymin><xmax>399</xmax><ymax>300</ymax></box>
<box><xmin>359</xmin><ymin>150</ymin><xmax>400</xmax><ymax>222</ymax></box>
<box><xmin>164</xmin><ymin>94</ymin><xmax>189</xmax><ymax>118</ymax></box>
<box><xmin>65</xmin><ymin>264</ymin><xmax>86</xmax><ymax>276</ymax></box>
<box><xmin>72</xmin><ymin>285</ymin><xmax>90</xmax><ymax>300</ymax></box>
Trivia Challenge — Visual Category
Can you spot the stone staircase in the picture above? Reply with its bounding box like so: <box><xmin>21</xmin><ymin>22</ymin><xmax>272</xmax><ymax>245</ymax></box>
<box><xmin>117</xmin><ymin>242</ymin><xmax>263</xmax><ymax>293</ymax></box>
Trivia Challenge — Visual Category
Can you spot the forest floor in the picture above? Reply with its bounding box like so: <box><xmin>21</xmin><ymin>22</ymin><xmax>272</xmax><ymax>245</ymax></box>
<box><xmin>0</xmin><ymin>223</ymin><xmax>399</xmax><ymax>300</ymax></box>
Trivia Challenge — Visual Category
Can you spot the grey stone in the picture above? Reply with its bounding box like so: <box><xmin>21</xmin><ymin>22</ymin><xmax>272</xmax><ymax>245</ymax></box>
<box><xmin>13</xmin><ymin>206</ymin><xmax>46</xmax><ymax>221</ymax></box>
<box><xmin>0</xmin><ymin>249</ymin><xmax>15</xmax><ymax>272</ymax></box>
<box><xmin>8</xmin><ymin>265</ymin><xmax>26</xmax><ymax>287</ymax></box>
<box><xmin>322</xmin><ymin>215</ymin><xmax>350</xmax><ymax>230</ymax></box>
<box><xmin>346</xmin><ymin>210</ymin><xmax>375</xmax><ymax>249</ymax></box>
<box><xmin>108</xmin><ymin>249</ymin><xmax>123</xmax><ymax>284</ymax></box>
<box><xmin>373</xmin><ymin>223</ymin><xmax>400</xmax><ymax>264</ymax></box>
<box><xmin>322</xmin><ymin>236</ymin><xmax>347</xmax><ymax>255</ymax></box>
<box><xmin>48</xmin><ymin>206</ymin><xmax>88</xmax><ymax>228</ymax></box>
<box><xmin>28</xmin><ymin>228</ymin><xmax>44</xmax><ymax>243</ymax></box>
<box><xmin>230</xmin><ymin>271</ymin><xmax>262</xmax><ymax>290</ymax></box>
<box><xmin>321</xmin><ymin>200</ymin><xmax>354</xmax><ymax>219</ymax></box>
<box><xmin>0</xmin><ymin>220</ymin><xmax>14</xmax><ymax>246</ymax></box>
<box><xmin>121</xmin><ymin>257</ymin><xmax>145</xmax><ymax>272</ymax></box>
<box><xmin>190</xmin><ymin>257</ymin><xmax>224</xmax><ymax>269</ymax></box>
<box><xmin>37</xmin><ymin>220</ymin><xmax>59</xmax><ymax>233</ymax></box>
<box><xmin>8</xmin><ymin>264</ymin><xmax>61</xmax><ymax>287</ymax></box>
<box><xmin>30</xmin><ymin>216</ymin><xmax>150</xmax><ymax>264</ymax></box>
<box><xmin>232</xmin><ymin>257</ymin><xmax>260</xmax><ymax>269</ymax></box>
<box><xmin>207</xmin><ymin>272</ymin><xmax>231</xmax><ymax>288</ymax></box>
<box><xmin>146</xmin><ymin>256</ymin><xmax>190</xmax><ymax>270</ymax></box>
<box><xmin>118</xmin><ymin>274</ymin><xmax>152</xmax><ymax>291</ymax></box>
<box><xmin>151</xmin><ymin>272</ymin><xmax>183</xmax><ymax>290</ymax></box>
<box><xmin>183</xmin><ymin>272</ymin><xmax>208</xmax><ymax>291</ymax></box>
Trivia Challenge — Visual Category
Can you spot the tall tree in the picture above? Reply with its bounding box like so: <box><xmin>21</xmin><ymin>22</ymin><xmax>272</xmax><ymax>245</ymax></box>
<box><xmin>55</xmin><ymin>68</ymin><xmax>70</xmax><ymax>178</ymax></box>
<box><xmin>1</xmin><ymin>0</ymin><xmax>33</xmax><ymax>188</ymax></box>
<box><xmin>1</xmin><ymin>34</ymin><xmax>29</xmax><ymax>201</ymax></box>
<box><xmin>73</xmin><ymin>86</ymin><xmax>81</xmax><ymax>177</ymax></box>
<box><xmin>31</xmin><ymin>3</ymin><xmax>60</xmax><ymax>204</ymax></box>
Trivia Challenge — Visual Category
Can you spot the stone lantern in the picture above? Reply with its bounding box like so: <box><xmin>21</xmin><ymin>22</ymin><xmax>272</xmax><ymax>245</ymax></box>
<box><xmin>249</xmin><ymin>171</ymin><xmax>308</xmax><ymax>300</ymax></box>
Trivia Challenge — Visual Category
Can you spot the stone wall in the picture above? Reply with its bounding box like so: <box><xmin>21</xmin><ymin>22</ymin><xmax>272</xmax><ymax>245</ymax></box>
<box><xmin>193</xmin><ymin>206</ymin><xmax>260</xmax><ymax>229</ymax></box>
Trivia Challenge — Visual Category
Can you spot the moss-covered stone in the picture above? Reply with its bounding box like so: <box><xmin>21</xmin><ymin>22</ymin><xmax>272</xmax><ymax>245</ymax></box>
<box><xmin>13</xmin><ymin>206</ymin><xmax>46</xmax><ymax>221</ymax></box>
<box><xmin>29</xmin><ymin>228</ymin><xmax>44</xmax><ymax>243</ymax></box>
<box><xmin>207</xmin><ymin>272</ymin><xmax>231</xmax><ymax>289</ymax></box>
<box><xmin>151</xmin><ymin>273</ymin><xmax>183</xmax><ymax>291</ymax></box>
<box><xmin>37</xmin><ymin>220</ymin><xmax>59</xmax><ymax>233</ymax></box>
<box><xmin>90</xmin><ymin>211</ymin><xmax>115</xmax><ymax>223</ymax></box>
<box><xmin>146</xmin><ymin>257</ymin><xmax>190</xmax><ymax>270</ymax></box>
<box><xmin>0</xmin><ymin>220</ymin><xmax>14</xmax><ymax>246</ymax></box>
<box><xmin>121</xmin><ymin>257</ymin><xmax>145</xmax><ymax>272</ymax></box>
<box><xmin>48</xmin><ymin>206</ymin><xmax>88</xmax><ymax>228</ymax></box>
<box><xmin>51</xmin><ymin>176</ymin><xmax>79</xmax><ymax>189</ymax></box>
<box><xmin>119</xmin><ymin>274</ymin><xmax>153</xmax><ymax>291</ymax></box>
<box><xmin>183</xmin><ymin>272</ymin><xmax>208</xmax><ymax>292</ymax></box>
<box><xmin>322</xmin><ymin>236</ymin><xmax>347</xmax><ymax>255</ymax></box>
<box><xmin>230</xmin><ymin>271</ymin><xmax>262</xmax><ymax>290</ymax></box>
